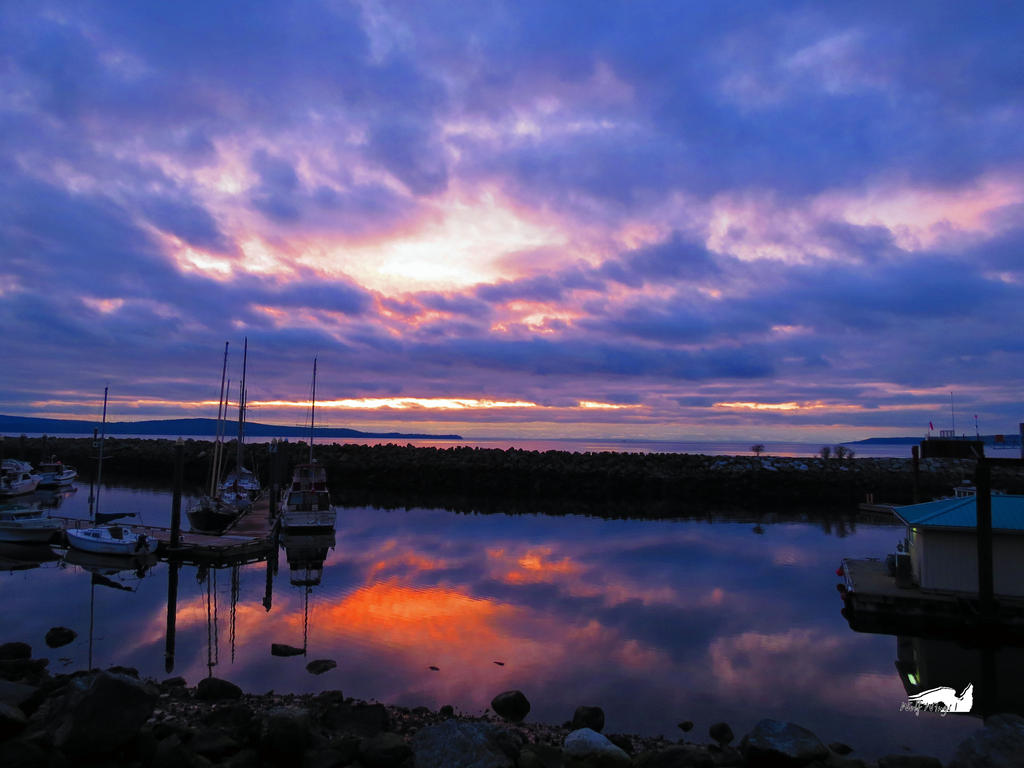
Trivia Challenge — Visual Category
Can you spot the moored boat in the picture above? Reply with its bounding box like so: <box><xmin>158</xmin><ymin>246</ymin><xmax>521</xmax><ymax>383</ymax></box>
<box><xmin>0</xmin><ymin>502</ymin><xmax>64</xmax><ymax>544</ymax></box>
<box><xmin>0</xmin><ymin>460</ymin><xmax>41</xmax><ymax>497</ymax></box>
<box><xmin>65</xmin><ymin>525</ymin><xmax>158</xmax><ymax>556</ymax></box>
<box><xmin>281</xmin><ymin>356</ymin><xmax>336</xmax><ymax>534</ymax></box>
<box><xmin>36</xmin><ymin>457</ymin><xmax>78</xmax><ymax>487</ymax></box>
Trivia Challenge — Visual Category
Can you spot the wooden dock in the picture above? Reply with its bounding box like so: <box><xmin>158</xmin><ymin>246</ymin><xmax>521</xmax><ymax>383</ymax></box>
<box><xmin>52</xmin><ymin>497</ymin><xmax>280</xmax><ymax>568</ymax></box>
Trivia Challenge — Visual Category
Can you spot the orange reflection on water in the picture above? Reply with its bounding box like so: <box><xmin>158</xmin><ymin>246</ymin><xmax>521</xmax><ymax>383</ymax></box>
<box><xmin>487</xmin><ymin>545</ymin><xmax>581</xmax><ymax>584</ymax></box>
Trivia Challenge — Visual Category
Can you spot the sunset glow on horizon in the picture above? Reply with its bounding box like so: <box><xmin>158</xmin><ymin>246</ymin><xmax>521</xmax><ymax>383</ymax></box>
<box><xmin>2</xmin><ymin>2</ymin><xmax>1023</xmax><ymax>442</ymax></box>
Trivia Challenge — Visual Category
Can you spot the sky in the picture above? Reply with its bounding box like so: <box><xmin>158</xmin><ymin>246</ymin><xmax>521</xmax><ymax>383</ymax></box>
<box><xmin>2</xmin><ymin>1</ymin><xmax>1023</xmax><ymax>442</ymax></box>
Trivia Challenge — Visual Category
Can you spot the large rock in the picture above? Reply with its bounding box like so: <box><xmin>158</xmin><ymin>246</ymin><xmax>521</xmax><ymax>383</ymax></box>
<box><xmin>572</xmin><ymin>705</ymin><xmax>605</xmax><ymax>733</ymax></box>
<box><xmin>53</xmin><ymin>671</ymin><xmax>158</xmax><ymax>756</ymax></box>
<box><xmin>739</xmin><ymin>719</ymin><xmax>829</xmax><ymax>766</ymax></box>
<box><xmin>0</xmin><ymin>680</ymin><xmax>37</xmax><ymax>709</ymax></box>
<box><xmin>0</xmin><ymin>643</ymin><xmax>30</xmax><ymax>661</ymax></box>
<box><xmin>260</xmin><ymin>705</ymin><xmax>313</xmax><ymax>763</ymax></box>
<box><xmin>949</xmin><ymin>713</ymin><xmax>1024</xmax><ymax>768</ymax></box>
<box><xmin>877</xmin><ymin>757</ymin><xmax>942</xmax><ymax>768</ymax></box>
<box><xmin>44</xmin><ymin>627</ymin><xmax>76</xmax><ymax>648</ymax></box>
<box><xmin>491</xmin><ymin>690</ymin><xmax>530</xmax><ymax>722</ymax></box>
<box><xmin>190</xmin><ymin>727</ymin><xmax>241</xmax><ymax>760</ymax></box>
<box><xmin>196</xmin><ymin>676</ymin><xmax>243</xmax><ymax>701</ymax></box>
<box><xmin>0</xmin><ymin>701</ymin><xmax>28</xmax><ymax>740</ymax></box>
<box><xmin>360</xmin><ymin>732</ymin><xmax>412</xmax><ymax>768</ymax></box>
<box><xmin>564</xmin><ymin>728</ymin><xmax>630</xmax><ymax>767</ymax></box>
<box><xmin>634</xmin><ymin>745</ymin><xmax>714</xmax><ymax>768</ymax></box>
<box><xmin>412</xmin><ymin>719</ymin><xmax>521</xmax><ymax>768</ymax></box>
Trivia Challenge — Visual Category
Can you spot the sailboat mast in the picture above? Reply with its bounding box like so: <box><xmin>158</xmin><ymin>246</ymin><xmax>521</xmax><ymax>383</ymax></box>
<box><xmin>236</xmin><ymin>337</ymin><xmax>248</xmax><ymax>478</ymax></box>
<box><xmin>95</xmin><ymin>386</ymin><xmax>108</xmax><ymax>518</ymax></box>
<box><xmin>309</xmin><ymin>356</ymin><xmax>317</xmax><ymax>463</ymax></box>
<box><xmin>210</xmin><ymin>342</ymin><xmax>229</xmax><ymax>497</ymax></box>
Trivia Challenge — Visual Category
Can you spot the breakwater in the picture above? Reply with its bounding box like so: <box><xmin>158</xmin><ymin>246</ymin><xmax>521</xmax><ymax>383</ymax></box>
<box><xmin>10</xmin><ymin>436</ymin><xmax>1024</xmax><ymax>514</ymax></box>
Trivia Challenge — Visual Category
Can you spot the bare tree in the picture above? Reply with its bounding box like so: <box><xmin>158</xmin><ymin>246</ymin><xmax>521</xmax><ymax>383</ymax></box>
<box><xmin>751</xmin><ymin>444</ymin><xmax>765</xmax><ymax>456</ymax></box>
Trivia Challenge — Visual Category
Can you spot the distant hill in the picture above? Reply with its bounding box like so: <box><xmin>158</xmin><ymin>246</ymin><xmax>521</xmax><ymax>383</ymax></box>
<box><xmin>845</xmin><ymin>434</ymin><xmax>1021</xmax><ymax>447</ymax></box>
<box><xmin>0</xmin><ymin>414</ymin><xmax>462</xmax><ymax>441</ymax></box>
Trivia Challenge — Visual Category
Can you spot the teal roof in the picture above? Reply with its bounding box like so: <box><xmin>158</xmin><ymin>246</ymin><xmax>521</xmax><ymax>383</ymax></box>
<box><xmin>893</xmin><ymin>494</ymin><xmax>1024</xmax><ymax>532</ymax></box>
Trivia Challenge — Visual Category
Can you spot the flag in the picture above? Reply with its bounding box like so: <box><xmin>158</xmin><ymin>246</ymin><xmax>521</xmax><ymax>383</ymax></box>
<box><xmin>929</xmin><ymin>421</ymin><xmax>934</xmax><ymax>431</ymax></box>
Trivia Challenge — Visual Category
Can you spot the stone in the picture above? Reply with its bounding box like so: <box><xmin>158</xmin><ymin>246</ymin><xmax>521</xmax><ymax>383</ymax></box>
<box><xmin>0</xmin><ymin>701</ymin><xmax>28</xmax><ymax>740</ymax></box>
<box><xmin>412</xmin><ymin>719</ymin><xmax>520</xmax><ymax>768</ymax></box>
<box><xmin>323</xmin><ymin>701</ymin><xmax>390</xmax><ymax>736</ymax></box>
<box><xmin>196</xmin><ymin>676</ymin><xmax>243</xmax><ymax>701</ymax></box>
<box><xmin>161</xmin><ymin>676</ymin><xmax>188</xmax><ymax>689</ymax></box>
<box><xmin>949</xmin><ymin>713</ymin><xmax>1024</xmax><ymax>768</ymax></box>
<box><xmin>306</xmin><ymin>659</ymin><xmax>337</xmax><ymax>675</ymax></box>
<box><xmin>877</xmin><ymin>757</ymin><xmax>942</xmax><ymax>768</ymax></box>
<box><xmin>152</xmin><ymin>734</ymin><xmax>209</xmax><ymax>768</ymax></box>
<box><xmin>439</xmin><ymin>704</ymin><xmax>454</xmax><ymax>718</ymax></box>
<box><xmin>572</xmin><ymin>705</ymin><xmax>605</xmax><ymax>733</ymax></box>
<box><xmin>0</xmin><ymin>681</ymin><xmax>37</xmax><ymax>709</ymax></box>
<box><xmin>491</xmin><ymin>689</ymin><xmax>530</xmax><ymax>722</ymax></box>
<box><xmin>678</xmin><ymin>721</ymin><xmax>694</xmax><ymax>732</ymax></box>
<box><xmin>305</xmin><ymin>747</ymin><xmax>349</xmax><ymax>768</ymax></box>
<box><xmin>359</xmin><ymin>731</ymin><xmax>411</xmax><ymax>768</ymax></box>
<box><xmin>190</xmin><ymin>728</ymin><xmax>241</xmax><ymax>760</ymax></box>
<box><xmin>607</xmin><ymin>734</ymin><xmax>633</xmax><ymax>755</ymax></box>
<box><xmin>635</xmin><ymin>745</ymin><xmax>714</xmax><ymax>768</ymax></box>
<box><xmin>0</xmin><ymin>658</ymin><xmax>48</xmax><ymax>684</ymax></box>
<box><xmin>261</xmin><ymin>705</ymin><xmax>313</xmax><ymax>762</ymax></box>
<box><xmin>739</xmin><ymin>719</ymin><xmax>829</xmax><ymax>766</ymax></box>
<box><xmin>828</xmin><ymin>742</ymin><xmax>853</xmax><ymax>755</ymax></box>
<box><xmin>271</xmin><ymin>643</ymin><xmax>305</xmax><ymax>657</ymax></box>
<box><xmin>563</xmin><ymin>728</ymin><xmax>630</xmax><ymax>767</ymax></box>
<box><xmin>201</xmin><ymin>702</ymin><xmax>256</xmax><ymax>741</ymax></box>
<box><xmin>709</xmin><ymin>722</ymin><xmax>734</xmax><ymax>745</ymax></box>
<box><xmin>0</xmin><ymin>737</ymin><xmax>52</xmax><ymax>768</ymax></box>
<box><xmin>0</xmin><ymin>643</ymin><xmax>31</xmax><ymax>661</ymax></box>
<box><xmin>44</xmin><ymin>627</ymin><xmax>76</xmax><ymax>649</ymax></box>
<box><xmin>518</xmin><ymin>743</ymin><xmax>565</xmax><ymax>768</ymax></box>
<box><xmin>56</xmin><ymin>671</ymin><xmax>158</xmax><ymax>756</ymax></box>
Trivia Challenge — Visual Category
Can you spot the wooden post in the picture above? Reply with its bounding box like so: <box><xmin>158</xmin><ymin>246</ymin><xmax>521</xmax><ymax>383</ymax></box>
<box><xmin>268</xmin><ymin>439</ymin><xmax>278</xmax><ymax>519</ymax></box>
<box><xmin>170</xmin><ymin>437</ymin><xmax>183</xmax><ymax>549</ymax></box>
<box><xmin>164</xmin><ymin>562</ymin><xmax>179</xmax><ymax>673</ymax></box>
<box><xmin>1019</xmin><ymin>422</ymin><xmax>1024</xmax><ymax>461</ymax></box>
<box><xmin>975</xmin><ymin>457</ymin><xmax>995</xmax><ymax>622</ymax></box>
<box><xmin>911</xmin><ymin>445</ymin><xmax>920</xmax><ymax>504</ymax></box>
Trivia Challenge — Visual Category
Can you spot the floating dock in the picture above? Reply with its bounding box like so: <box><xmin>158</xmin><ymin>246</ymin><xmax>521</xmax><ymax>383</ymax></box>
<box><xmin>52</xmin><ymin>497</ymin><xmax>279</xmax><ymax>568</ymax></box>
<box><xmin>840</xmin><ymin>557</ymin><xmax>1024</xmax><ymax>640</ymax></box>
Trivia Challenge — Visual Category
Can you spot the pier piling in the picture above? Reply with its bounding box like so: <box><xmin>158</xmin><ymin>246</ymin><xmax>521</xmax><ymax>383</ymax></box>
<box><xmin>170</xmin><ymin>437</ymin><xmax>183</xmax><ymax>549</ymax></box>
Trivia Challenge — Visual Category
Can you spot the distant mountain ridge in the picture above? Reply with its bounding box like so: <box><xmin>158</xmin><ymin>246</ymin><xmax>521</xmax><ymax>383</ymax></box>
<box><xmin>0</xmin><ymin>414</ymin><xmax>462</xmax><ymax>440</ymax></box>
<box><xmin>846</xmin><ymin>434</ymin><xmax>1022</xmax><ymax>446</ymax></box>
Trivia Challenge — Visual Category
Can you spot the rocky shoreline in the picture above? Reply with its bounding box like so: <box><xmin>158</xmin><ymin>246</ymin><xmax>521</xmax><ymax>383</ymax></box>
<box><xmin>10</xmin><ymin>436</ymin><xmax>1024</xmax><ymax>515</ymax></box>
<box><xmin>1</xmin><ymin>640</ymin><xmax>1020</xmax><ymax>768</ymax></box>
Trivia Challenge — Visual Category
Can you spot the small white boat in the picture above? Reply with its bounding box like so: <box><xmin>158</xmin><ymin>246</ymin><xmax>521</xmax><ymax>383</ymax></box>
<box><xmin>0</xmin><ymin>468</ymin><xmax>41</xmax><ymax>498</ymax></box>
<box><xmin>0</xmin><ymin>503</ymin><xmax>64</xmax><ymax>543</ymax></box>
<box><xmin>66</xmin><ymin>525</ymin><xmax>158</xmax><ymax>556</ymax></box>
<box><xmin>36</xmin><ymin>457</ymin><xmax>78</xmax><ymax>488</ymax></box>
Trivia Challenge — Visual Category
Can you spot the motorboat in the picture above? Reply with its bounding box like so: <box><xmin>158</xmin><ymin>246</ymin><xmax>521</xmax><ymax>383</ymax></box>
<box><xmin>281</xmin><ymin>462</ymin><xmax>335</xmax><ymax>533</ymax></box>
<box><xmin>281</xmin><ymin>357</ymin><xmax>336</xmax><ymax>534</ymax></box>
<box><xmin>0</xmin><ymin>503</ymin><xmax>63</xmax><ymax>544</ymax></box>
<box><xmin>0</xmin><ymin>460</ymin><xmax>41</xmax><ymax>498</ymax></box>
<box><xmin>36</xmin><ymin>457</ymin><xmax>78</xmax><ymax>487</ymax></box>
<box><xmin>65</xmin><ymin>525</ymin><xmax>158</xmax><ymax>556</ymax></box>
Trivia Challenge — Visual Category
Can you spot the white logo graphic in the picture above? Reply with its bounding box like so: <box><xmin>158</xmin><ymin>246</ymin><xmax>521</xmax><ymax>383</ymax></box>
<box><xmin>900</xmin><ymin>683</ymin><xmax>974</xmax><ymax>716</ymax></box>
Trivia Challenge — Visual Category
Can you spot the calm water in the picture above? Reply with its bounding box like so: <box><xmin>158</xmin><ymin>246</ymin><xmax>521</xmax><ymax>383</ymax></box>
<box><xmin>0</xmin><ymin>484</ymin><xmax>1001</xmax><ymax>759</ymax></box>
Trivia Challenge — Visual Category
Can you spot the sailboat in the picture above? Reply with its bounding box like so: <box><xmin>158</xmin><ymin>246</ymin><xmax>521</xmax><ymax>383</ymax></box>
<box><xmin>219</xmin><ymin>338</ymin><xmax>261</xmax><ymax>504</ymax></box>
<box><xmin>188</xmin><ymin>342</ymin><xmax>249</xmax><ymax>534</ymax></box>
<box><xmin>66</xmin><ymin>387</ymin><xmax>158</xmax><ymax>556</ymax></box>
<box><xmin>280</xmin><ymin>357</ymin><xmax>336</xmax><ymax>533</ymax></box>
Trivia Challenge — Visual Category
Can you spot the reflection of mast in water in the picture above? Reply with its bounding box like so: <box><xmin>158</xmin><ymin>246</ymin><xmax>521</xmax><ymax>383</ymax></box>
<box><xmin>230</xmin><ymin>564</ymin><xmax>240</xmax><ymax>663</ymax></box>
<box><xmin>281</xmin><ymin>531</ymin><xmax>336</xmax><ymax>655</ymax></box>
<box><xmin>203</xmin><ymin>566</ymin><xmax>219</xmax><ymax>676</ymax></box>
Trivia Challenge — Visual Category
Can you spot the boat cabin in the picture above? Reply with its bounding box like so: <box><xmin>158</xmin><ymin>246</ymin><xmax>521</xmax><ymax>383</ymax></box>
<box><xmin>894</xmin><ymin>494</ymin><xmax>1024</xmax><ymax>598</ymax></box>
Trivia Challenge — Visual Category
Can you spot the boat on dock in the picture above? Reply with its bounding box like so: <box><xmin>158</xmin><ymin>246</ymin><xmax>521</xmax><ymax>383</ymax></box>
<box><xmin>281</xmin><ymin>356</ymin><xmax>336</xmax><ymax>534</ymax></box>
<box><xmin>35</xmin><ymin>457</ymin><xmax>78</xmax><ymax>487</ymax></box>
